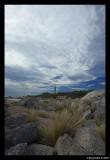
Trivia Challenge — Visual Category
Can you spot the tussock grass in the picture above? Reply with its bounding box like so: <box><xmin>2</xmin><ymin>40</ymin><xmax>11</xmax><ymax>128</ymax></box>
<box><xmin>81</xmin><ymin>98</ymin><xmax>93</xmax><ymax>106</ymax></box>
<box><xmin>37</xmin><ymin>110</ymin><xmax>54</xmax><ymax>120</ymax></box>
<box><xmin>95</xmin><ymin>123</ymin><xmax>105</xmax><ymax>141</ymax></box>
<box><xmin>5</xmin><ymin>99</ymin><xmax>18</xmax><ymax>108</ymax></box>
<box><xmin>24</xmin><ymin>108</ymin><xmax>39</xmax><ymax>123</ymax></box>
<box><xmin>39</xmin><ymin>104</ymin><xmax>86</xmax><ymax>147</ymax></box>
<box><xmin>55</xmin><ymin>100</ymin><xmax>72</xmax><ymax>112</ymax></box>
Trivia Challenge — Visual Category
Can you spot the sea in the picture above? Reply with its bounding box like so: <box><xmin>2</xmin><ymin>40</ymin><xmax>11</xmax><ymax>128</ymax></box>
<box><xmin>6</xmin><ymin>98</ymin><xmax>21</xmax><ymax>102</ymax></box>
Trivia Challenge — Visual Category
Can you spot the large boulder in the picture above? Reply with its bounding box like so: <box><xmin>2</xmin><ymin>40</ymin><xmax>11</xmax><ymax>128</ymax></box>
<box><xmin>81</xmin><ymin>89</ymin><xmax>105</xmax><ymax>101</ymax></box>
<box><xmin>82</xmin><ymin>104</ymin><xmax>91</xmax><ymax>112</ymax></box>
<box><xmin>5</xmin><ymin>143</ymin><xmax>34</xmax><ymax>155</ymax></box>
<box><xmin>83</xmin><ymin>109</ymin><xmax>94</xmax><ymax>120</ymax></box>
<box><xmin>23</xmin><ymin>97</ymin><xmax>38</xmax><ymax>108</ymax></box>
<box><xmin>29</xmin><ymin>143</ymin><xmax>57</xmax><ymax>155</ymax></box>
<box><xmin>16</xmin><ymin>99</ymin><xmax>27</xmax><ymax>107</ymax></box>
<box><xmin>5</xmin><ymin>105</ymin><xmax>10</xmax><ymax>117</ymax></box>
<box><xmin>55</xmin><ymin>134</ymin><xmax>73</xmax><ymax>155</ymax></box>
<box><xmin>71</xmin><ymin>98</ymin><xmax>80</xmax><ymax>108</ymax></box>
<box><xmin>83</xmin><ymin>120</ymin><xmax>97</xmax><ymax>129</ymax></box>
<box><xmin>54</xmin><ymin>134</ymin><xmax>90</xmax><ymax>155</ymax></box>
<box><xmin>5</xmin><ymin>122</ymin><xmax>41</xmax><ymax>149</ymax></box>
<box><xmin>94</xmin><ymin>106</ymin><xmax>105</xmax><ymax>126</ymax></box>
<box><xmin>73</xmin><ymin>127</ymin><xmax>105</xmax><ymax>155</ymax></box>
<box><xmin>91</xmin><ymin>98</ymin><xmax>105</xmax><ymax>125</ymax></box>
<box><xmin>5</xmin><ymin>113</ymin><xmax>28</xmax><ymax>129</ymax></box>
<box><xmin>69</xmin><ymin>143</ymin><xmax>90</xmax><ymax>155</ymax></box>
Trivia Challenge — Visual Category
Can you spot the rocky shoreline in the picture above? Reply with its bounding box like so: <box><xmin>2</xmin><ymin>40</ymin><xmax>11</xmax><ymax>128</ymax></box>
<box><xmin>5</xmin><ymin>89</ymin><xmax>105</xmax><ymax>155</ymax></box>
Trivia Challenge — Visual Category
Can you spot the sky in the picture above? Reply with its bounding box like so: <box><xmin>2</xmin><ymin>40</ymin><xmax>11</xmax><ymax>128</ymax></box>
<box><xmin>5</xmin><ymin>5</ymin><xmax>105</xmax><ymax>97</ymax></box>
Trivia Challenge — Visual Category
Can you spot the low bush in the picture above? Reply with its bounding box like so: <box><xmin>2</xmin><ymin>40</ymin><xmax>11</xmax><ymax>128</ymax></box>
<box><xmin>81</xmin><ymin>98</ymin><xmax>93</xmax><ymax>105</ymax></box>
<box><xmin>55</xmin><ymin>100</ymin><xmax>72</xmax><ymax>112</ymax></box>
<box><xmin>95</xmin><ymin>123</ymin><xmax>105</xmax><ymax>141</ymax></box>
<box><xmin>39</xmin><ymin>104</ymin><xmax>86</xmax><ymax>147</ymax></box>
<box><xmin>5</xmin><ymin>99</ymin><xmax>18</xmax><ymax>108</ymax></box>
<box><xmin>37</xmin><ymin>110</ymin><xmax>54</xmax><ymax>120</ymax></box>
<box><xmin>24</xmin><ymin>108</ymin><xmax>39</xmax><ymax>123</ymax></box>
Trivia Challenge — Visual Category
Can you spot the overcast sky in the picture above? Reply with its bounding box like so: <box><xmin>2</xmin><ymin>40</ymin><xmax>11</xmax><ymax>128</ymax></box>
<box><xmin>5</xmin><ymin>5</ymin><xmax>105</xmax><ymax>97</ymax></box>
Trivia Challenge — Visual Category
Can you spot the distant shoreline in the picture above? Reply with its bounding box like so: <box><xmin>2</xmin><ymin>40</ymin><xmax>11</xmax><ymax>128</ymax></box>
<box><xmin>5</xmin><ymin>98</ymin><xmax>21</xmax><ymax>101</ymax></box>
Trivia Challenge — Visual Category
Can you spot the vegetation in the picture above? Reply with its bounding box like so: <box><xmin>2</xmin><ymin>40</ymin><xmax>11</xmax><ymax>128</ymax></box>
<box><xmin>95</xmin><ymin>123</ymin><xmax>105</xmax><ymax>141</ymax></box>
<box><xmin>24</xmin><ymin>108</ymin><xmax>39</xmax><ymax>123</ymax></box>
<box><xmin>37</xmin><ymin>110</ymin><xmax>54</xmax><ymax>120</ymax></box>
<box><xmin>23</xmin><ymin>108</ymin><xmax>54</xmax><ymax>122</ymax></box>
<box><xmin>27</xmin><ymin>90</ymin><xmax>93</xmax><ymax>99</ymax></box>
<box><xmin>5</xmin><ymin>99</ymin><xmax>18</xmax><ymax>108</ymax></box>
<box><xmin>55</xmin><ymin>100</ymin><xmax>72</xmax><ymax>112</ymax></box>
<box><xmin>81</xmin><ymin>98</ymin><xmax>93</xmax><ymax>106</ymax></box>
<box><xmin>39</xmin><ymin>103</ymin><xmax>86</xmax><ymax>147</ymax></box>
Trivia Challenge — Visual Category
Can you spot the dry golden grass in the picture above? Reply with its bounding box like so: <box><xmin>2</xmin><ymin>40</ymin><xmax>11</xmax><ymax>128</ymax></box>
<box><xmin>55</xmin><ymin>100</ymin><xmax>72</xmax><ymax>112</ymax></box>
<box><xmin>39</xmin><ymin>104</ymin><xmax>86</xmax><ymax>147</ymax></box>
<box><xmin>37</xmin><ymin>110</ymin><xmax>54</xmax><ymax>120</ymax></box>
<box><xmin>95</xmin><ymin>123</ymin><xmax>105</xmax><ymax>141</ymax></box>
<box><xmin>5</xmin><ymin>99</ymin><xmax>18</xmax><ymax>108</ymax></box>
<box><xmin>24</xmin><ymin>108</ymin><xmax>39</xmax><ymax>123</ymax></box>
<box><xmin>81</xmin><ymin>98</ymin><xmax>93</xmax><ymax>105</ymax></box>
<box><xmin>7</xmin><ymin>106</ymin><xmax>28</xmax><ymax>115</ymax></box>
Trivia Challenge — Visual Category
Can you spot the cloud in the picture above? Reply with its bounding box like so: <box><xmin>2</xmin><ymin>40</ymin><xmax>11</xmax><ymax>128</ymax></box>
<box><xmin>71</xmin><ymin>88</ymin><xmax>87</xmax><ymax>90</ymax></box>
<box><xmin>87</xmin><ymin>84</ymin><xmax>95</xmax><ymax>87</ymax></box>
<box><xmin>99</xmin><ymin>82</ymin><xmax>105</xmax><ymax>85</ymax></box>
<box><xmin>5</xmin><ymin>5</ymin><xmax>105</xmax><ymax>97</ymax></box>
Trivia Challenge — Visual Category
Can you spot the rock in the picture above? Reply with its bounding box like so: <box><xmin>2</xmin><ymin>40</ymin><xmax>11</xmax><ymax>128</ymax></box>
<box><xmin>29</xmin><ymin>143</ymin><xmax>57</xmax><ymax>155</ymax></box>
<box><xmin>5</xmin><ymin>122</ymin><xmax>41</xmax><ymax>149</ymax></box>
<box><xmin>5</xmin><ymin>113</ymin><xmax>28</xmax><ymax>129</ymax></box>
<box><xmin>81</xmin><ymin>89</ymin><xmax>105</xmax><ymax>101</ymax></box>
<box><xmin>71</xmin><ymin>98</ymin><xmax>80</xmax><ymax>108</ymax></box>
<box><xmin>91</xmin><ymin>104</ymin><xmax>97</xmax><ymax>113</ymax></box>
<box><xmin>54</xmin><ymin>133</ymin><xmax>91</xmax><ymax>155</ymax></box>
<box><xmin>16</xmin><ymin>99</ymin><xmax>27</xmax><ymax>107</ymax></box>
<box><xmin>5</xmin><ymin>143</ymin><xmax>34</xmax><ymax>155</ymax></box>
<box><xmin>83</xmin><ymin>110</ymin><xmax>94</xmax><ymax>120</ymax></box>
<box><xmin>94</xmin><ymin>105</ymin><xmax>105</xmax><ymax>126</ymax></box>
<box><xmin>69</xmin><ymin>143</ymin><xmax>90</xmax><ymax>155</ymax></box>
<box><xmin>23</xmin><ymin>97</ymin><xmax>38</xmax><ymax>108</ymax></box>
<box><xmin>73</xmin><ymin>127</ymin><xmax>105</xmax><ymax>155</ymax></box>
<box><xmin>91</xmin><ymin>98</ymin><xmax>105</xmax><ymax>125</ymax></box>
<box><xmin>83</xmin><ymin>120</ymin><xmax>97</xmax><ymax>129</ymax></box>
<box><xmin>5</xmin><ymin>105</ymin><xmax>10</xmax><ymax>117</ymax></box>
<box><xmin>55</xmin><ymin>134</ymin><xmax>73</xmax><ymax>155</ymax></box>
<box><xmin>82</xmin><ymin>104</ymin><xmax>91</xmax><ymax>112</ymax></box>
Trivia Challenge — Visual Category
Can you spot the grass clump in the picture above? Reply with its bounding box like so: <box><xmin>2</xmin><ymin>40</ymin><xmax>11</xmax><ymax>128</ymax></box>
<box><xmin>81</xmin><ymin>98</ymin><xmax>93</xmax><ymax>106</ymax></box>
<box><xmin>24</xmin><ymin>108</ymin><xmax>39</xmax><ymax>123</ymax></box>
<box><xmin>39</xmin><ymin>104</ymin><xmax>86</xmax><ymax>147</ymax></box>
<box><xmin>55</xmin><ymin>100</ymin><xmax>72</xmax><ymax>112</ymax></box>
<box><xmin>37</xmin><ymin>110</ymin><xmax>54</xmax><ymax>120</ymax></box>
<box><xmin>5</xmin><ymin>99</ymin><xmax>18</xmax><ymax>108</ymax></box>
<box><xmin>95</xmin><ymin>123</ymin><xmax>105</xmax><ymax>141</ymax></box>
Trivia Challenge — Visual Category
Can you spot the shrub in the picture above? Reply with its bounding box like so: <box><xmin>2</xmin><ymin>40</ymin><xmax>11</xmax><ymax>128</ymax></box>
<box><xmin>37</xmin><ymin>110</ymin><xmax>54</xmax><ymax>120</ymax></box>
<box><xmin>95</xmin><ymin>123</ymin><xmax>105</xmax><ymax>141</ymax></box>
<box><xmin>81</xmin><ymin>98</ymin><xmax>93</xmax><ymax>105</ymax></box>
<box><xmin>24</xmin><ymin>108</ymin><xmax>39</xmax><ymax>123</ymax></box>
<box><xmin>54</xmin><ymin>102</ymin><xmax>64</xmax><ymax>112</ymax></box>
<box><xmin>5</xmin><ymin>99</ymin><xmax>18</xmax><ymax>108</ymax></box>
<box><xmin>39</xmin><ymin>105</ymin><xmax>86</xmax><ymax>147</ymax></box>
<box><xmin>55</xmin><ymin>100</ymin><xmax>72</xmax><ymax>112</ymax></box>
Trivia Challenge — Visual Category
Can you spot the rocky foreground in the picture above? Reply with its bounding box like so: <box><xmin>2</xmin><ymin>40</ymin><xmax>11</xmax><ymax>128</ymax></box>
<box><xmin>5</xmin><ymin>89</ymin><xmax>105</xmax><ymax>155</ymax></box>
